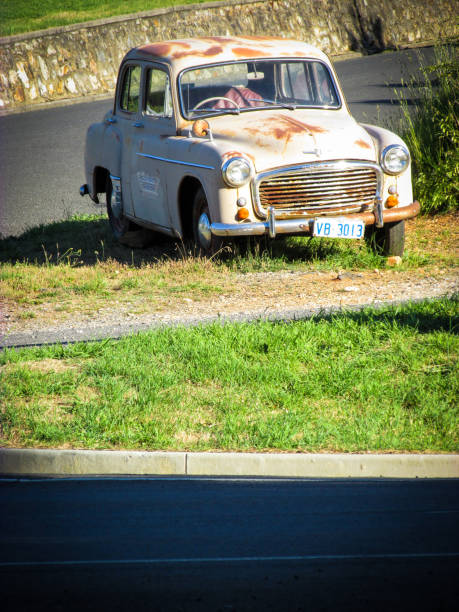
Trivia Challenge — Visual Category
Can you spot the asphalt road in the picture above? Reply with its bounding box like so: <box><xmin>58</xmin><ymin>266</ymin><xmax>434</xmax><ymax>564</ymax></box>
<box><xmin>0</xmin><ymin>47</ymin><xmax>435</xmax><ymax>239</ymax></box>
<box><xmin>1</xmin><ymin>476</ymin><xmax>458</xmax><ymax>611</ymax></box>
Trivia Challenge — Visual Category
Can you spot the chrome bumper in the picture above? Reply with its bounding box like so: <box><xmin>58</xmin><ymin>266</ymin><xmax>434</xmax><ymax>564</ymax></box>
<box><xmin>211</xmin><ymin>201</ymin><xmax>420</xmax><ymax>238</ymax></box>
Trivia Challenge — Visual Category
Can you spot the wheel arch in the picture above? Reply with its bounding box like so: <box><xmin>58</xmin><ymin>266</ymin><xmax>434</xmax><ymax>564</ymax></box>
<box><xmin>92</xmin><ymin>166</ymin><xmax>110</xmax><ymax>199</ymax></box>
<box><xmin>177</xmin><ymin>175</ymin><xmax>205</xmax><ymax>240</ymax></box>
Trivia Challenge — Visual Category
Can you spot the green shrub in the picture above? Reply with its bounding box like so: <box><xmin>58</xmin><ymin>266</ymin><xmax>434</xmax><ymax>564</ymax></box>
<box><xmin>397</xmin><ymin>46</ymin><xmax>458</xmax><ymax>214</ymax></box>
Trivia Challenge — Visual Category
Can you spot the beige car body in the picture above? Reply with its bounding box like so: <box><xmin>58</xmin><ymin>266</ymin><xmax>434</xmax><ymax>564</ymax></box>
<box><xmin>81</xmin><ymin>36</ymin><xmax>419</xmax><ymax>250</ymax></box>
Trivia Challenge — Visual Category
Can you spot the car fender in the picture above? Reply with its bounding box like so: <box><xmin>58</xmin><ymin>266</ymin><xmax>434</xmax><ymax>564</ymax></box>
<box><xmin>360</xmin><ymin>123</ymin><xmax>413</xmax><ymax>206</ymax></box>
<box><xmin>84</xmin><ymin>121</ymin><xmax>106</xmax><ymax>197</ymax></box>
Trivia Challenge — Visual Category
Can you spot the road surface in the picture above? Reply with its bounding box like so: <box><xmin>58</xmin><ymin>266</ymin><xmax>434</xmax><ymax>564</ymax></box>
<box><xmin>1</xmin><ymin>476</ymin><xmax>458</xmax><ymax>611</ymax></box>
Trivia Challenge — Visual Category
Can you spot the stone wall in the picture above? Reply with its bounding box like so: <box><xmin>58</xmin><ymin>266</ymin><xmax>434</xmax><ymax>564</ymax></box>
<box><xmin>0</xmin><ymin>0</ymin><xmax>457</xmax><ymax>111</ymax></box>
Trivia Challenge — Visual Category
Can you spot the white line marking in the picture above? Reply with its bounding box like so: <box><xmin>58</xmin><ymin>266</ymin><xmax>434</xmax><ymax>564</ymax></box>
<box><xmin>1</xmin><ymin>552</ymin><xmax>459</xmax><ymax>568</ymax></box>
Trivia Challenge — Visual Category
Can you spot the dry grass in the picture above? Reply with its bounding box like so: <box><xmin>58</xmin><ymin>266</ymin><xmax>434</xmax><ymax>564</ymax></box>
<box><xmin>1</xmin><ymin>214</ymin><xmax>457</xmax><ymax>334</ymax></box>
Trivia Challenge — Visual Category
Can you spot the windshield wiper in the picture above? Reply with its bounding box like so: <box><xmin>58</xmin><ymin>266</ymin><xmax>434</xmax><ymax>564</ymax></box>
<box><xmin>190</xmin><ymin>108</ymin><xmax>240</xmax><ymax>116</ymax></box>
<box><xmin>247</xmin><ymin>98</ymin><xmax>297</xmax><ymax>110</ymax></box>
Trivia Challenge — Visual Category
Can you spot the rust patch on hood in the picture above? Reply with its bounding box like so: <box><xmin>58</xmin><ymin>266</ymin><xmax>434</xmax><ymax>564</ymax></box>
<box><xmin>243</xmin><ymin>114</ymin><xmax>328</xmax><ymax>154</ymax></box>
<box><xmin>279</xmin><ymin>114</ymin><xmax>327</xmax><ymax>135</ymax></box>
<box><xmin>246</xmin><ymin>115</ymin><xmax>326</xmax><ymax>142</ymax></box>
<box><xmin>355</xmin><ymin>139</ymin><xmax>372</xmax><ymax>150</ymax></box>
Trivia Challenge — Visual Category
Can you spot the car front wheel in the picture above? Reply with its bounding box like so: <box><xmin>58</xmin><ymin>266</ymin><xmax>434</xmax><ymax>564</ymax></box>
<box><xmin>366</xmin><ymin>220</ymin><xmax>405</xmax><ymax>257</ymax></box>
<box><xmin>192</xmin><ymin>187</ymin><xmax>224</xmax><ymax>255</ymax></box>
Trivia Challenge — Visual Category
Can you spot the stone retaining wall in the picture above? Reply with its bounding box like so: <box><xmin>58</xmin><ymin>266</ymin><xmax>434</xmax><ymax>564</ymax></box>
<box><xmin>0</xmin><ymin>0</ymin><xmax>457</xmax><ymax>111</ymax></box>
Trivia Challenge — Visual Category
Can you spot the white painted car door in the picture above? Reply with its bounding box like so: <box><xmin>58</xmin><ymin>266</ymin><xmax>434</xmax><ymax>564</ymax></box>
<box><xmin>128</xmin><ymin>64</ymin><xmax>175</xmax><ymax>229</ymax></box>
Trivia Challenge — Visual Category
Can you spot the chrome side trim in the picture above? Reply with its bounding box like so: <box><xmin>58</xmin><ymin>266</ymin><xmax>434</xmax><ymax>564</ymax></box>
<box><xmin>252</xmin><ymin>160</ymin><xmax>383</xmax><ymax>220</ymax></box>
<box><xmin>136</xmin><ymin>152</ymin><xmax>214</xmax><ymax>170</ymax></box>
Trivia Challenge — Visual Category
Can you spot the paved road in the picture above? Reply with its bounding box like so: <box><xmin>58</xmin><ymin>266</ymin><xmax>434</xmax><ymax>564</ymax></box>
<box><xmin>1</xmin><ymin>476</ymin><xmax>458</xmax><ymax>611</ymax></box>
<box><xmin>0</xmin><ymin>47</ymin><xmax>435</xmax><ymax>239</ymax></box>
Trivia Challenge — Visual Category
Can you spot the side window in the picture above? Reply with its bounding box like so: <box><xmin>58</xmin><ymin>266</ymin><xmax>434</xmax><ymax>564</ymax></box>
<box><xmin>120</xmin><ymin>65</ymin><xmax>141</xmax><ymax>113</ymax></box>
<box><xmin>145</xmin><ymin>68</ymin><xmax>173</xmax><ymax>118</ymax></box>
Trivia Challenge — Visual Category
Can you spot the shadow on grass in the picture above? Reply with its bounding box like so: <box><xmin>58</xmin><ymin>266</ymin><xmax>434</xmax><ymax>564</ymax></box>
<box><xmin>304</xmin><ymin>296</ymin><xmax>459</xmax><ymax>335</ymax></box>
<box><xmin>0</xmin><ymin>215</ymin><xmax>372</xmax><ymax>268</ymax></box>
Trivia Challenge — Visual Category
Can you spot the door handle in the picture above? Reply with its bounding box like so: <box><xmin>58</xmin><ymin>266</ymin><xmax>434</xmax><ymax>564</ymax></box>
<box><xmin>133</xmin><ymin>122</ymin><xmax>144</xmax><ymax>128</ymax></box>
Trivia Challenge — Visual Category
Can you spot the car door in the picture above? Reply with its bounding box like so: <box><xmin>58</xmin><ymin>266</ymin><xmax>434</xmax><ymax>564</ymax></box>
<box><xmin>128</xmin><ymin>64</ymin><xmax>175</xmax><ymax>229</ymax></box>
<box><xmin>114</xmin><ymin>62</ymin><xmax>142</xmax><ymax>218</ymax></box>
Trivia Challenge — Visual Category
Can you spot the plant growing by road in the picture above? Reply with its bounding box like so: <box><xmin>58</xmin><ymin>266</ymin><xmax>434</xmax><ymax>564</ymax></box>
<box><xmin>395</xmin><ymin>45</ymin><xmax>458</xmax><ymax>215</ymax></box>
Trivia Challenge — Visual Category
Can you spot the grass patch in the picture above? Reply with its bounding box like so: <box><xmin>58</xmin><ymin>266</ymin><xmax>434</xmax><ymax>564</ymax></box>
<box><xmin>394</xmin><ymin>45</ymin><xmax>458</xmax><ymax>215</ymax></box>
<box><xmin>0</xmin><ymin>212</ymin><xmax>457</xmax><ymax>326</ymax></box>
<box><xmin>0</xmin><ymin>0</ymin><xmax>216</xmax><ymax>37</ymax></box>
<box><xmin>1</xmin><ymin>297</ymin><xmax>458</xmax><ymax>452</ymax></box>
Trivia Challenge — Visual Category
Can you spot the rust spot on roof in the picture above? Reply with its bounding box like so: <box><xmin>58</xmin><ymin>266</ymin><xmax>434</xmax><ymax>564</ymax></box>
<box><xmin>355</xmin><ymin>139</ymin><xmax>372</xmax><ymax>150</ymax></box>
<box><xmin>140</xmin><ymin>41</ymin><xmax>192</xmax><ymax>57</ymax></box>
<box><xmin>173</xmin><ymin>45</ymin><xmax>224</xmax><ymax>60</ymax></box>
<box><xmin>232</xmin><ymin>47</ymin><xmax>267</xmax><ymax>58</ymax></box>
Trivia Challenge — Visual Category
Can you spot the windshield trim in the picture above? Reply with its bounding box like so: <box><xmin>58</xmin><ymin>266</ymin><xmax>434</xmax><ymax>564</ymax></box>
<box><xmin>177</xmin><ymin>58</ymin><xmax>342</xmax><ymax>120</ymax></box>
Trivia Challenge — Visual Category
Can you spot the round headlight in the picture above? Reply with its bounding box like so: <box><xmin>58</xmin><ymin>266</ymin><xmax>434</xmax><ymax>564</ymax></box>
<box><xmin>381</xmin><ymin>144</ymin><xmax>410</xmax><ymax>175</ymax></box>
<box><xmin>222</xmin><ymin>157</ymin><xmax>252</xmax><ymax>187</ymax></box>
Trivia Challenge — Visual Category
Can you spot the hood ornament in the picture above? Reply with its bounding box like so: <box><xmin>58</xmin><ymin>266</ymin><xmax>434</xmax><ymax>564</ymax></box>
<box><xmin>302</xmin><ymin>147</ymin><xmax>322</xmax><ymax>156</ymax></box>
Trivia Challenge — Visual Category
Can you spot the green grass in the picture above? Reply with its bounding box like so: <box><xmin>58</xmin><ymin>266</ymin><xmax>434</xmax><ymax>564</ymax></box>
<box><xmin>0</xmin><ymin>0</ymin><xmax>217</xmax><ymax>37</ymax></box>
<box><xmin>1</xmin><ymin>297</ymin><xmax>458</xmax><ymax>452</ymax></box>
<box><xmin>2</xmin><ymin>211</ymin><xmax>456</xmax><ymax>324</ymax></box>
<box><xmin>395</xmin><ymin>45</ymin><xmax>458</xmax><ymax>215</ymax></box>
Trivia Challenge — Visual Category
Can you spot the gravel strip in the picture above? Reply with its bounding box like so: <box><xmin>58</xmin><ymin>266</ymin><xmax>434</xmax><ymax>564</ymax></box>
<box><xmin>1</xmin><ymin>268</ymin><xmax>457</xmax><ymax>348</ymax></box>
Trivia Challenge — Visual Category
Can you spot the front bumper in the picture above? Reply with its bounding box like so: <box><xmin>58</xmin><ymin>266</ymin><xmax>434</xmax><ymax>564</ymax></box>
<box><xmin>212</xmin><ymin>201</ymin><xmax>420</xmax><ymax>238</ymax></box>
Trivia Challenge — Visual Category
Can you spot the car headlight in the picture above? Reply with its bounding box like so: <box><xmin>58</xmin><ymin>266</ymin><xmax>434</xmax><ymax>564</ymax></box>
<box><xmin>380</xmin><ymin>144</ymin><xmax>410</xmax><ymax>175</ymax></box>
<box><xmin>222</xmin><ymin>157</ymin><xmax>253</xmax><ymax>187</ymax></box>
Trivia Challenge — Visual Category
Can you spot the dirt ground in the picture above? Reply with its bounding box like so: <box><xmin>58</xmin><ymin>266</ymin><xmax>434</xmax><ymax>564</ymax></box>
<box><xmin>1</xmin><ymin>215</ymin><xmax>458</xmax><ymax>342</ymax></box>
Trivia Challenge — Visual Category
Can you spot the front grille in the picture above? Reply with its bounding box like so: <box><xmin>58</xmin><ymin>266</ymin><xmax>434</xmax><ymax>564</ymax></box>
<box><xmin>257</xmin><ymin>166</ymin><xmax>378</xmax><ymax>216</ymax></box>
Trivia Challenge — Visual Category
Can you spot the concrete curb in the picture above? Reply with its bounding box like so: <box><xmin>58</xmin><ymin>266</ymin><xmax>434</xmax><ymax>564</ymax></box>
<box><xmin>1</xmin><ymin>449</ymin><xmax>458</xmax><ymax>479</ymax></box>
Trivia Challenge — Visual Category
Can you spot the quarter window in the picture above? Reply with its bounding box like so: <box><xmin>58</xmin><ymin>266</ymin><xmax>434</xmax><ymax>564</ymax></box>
<box><xmin>120</xmin><ymin>65</ymin><xmax>141</xmax><ymax>113</ymax></box>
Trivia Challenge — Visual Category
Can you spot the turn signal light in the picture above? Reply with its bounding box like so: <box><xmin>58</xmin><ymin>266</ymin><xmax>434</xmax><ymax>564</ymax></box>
<box><xmin>385</xmin><ymin>195</ymin><xmax>399</xmax><ymax>208</ymax></box>
<box><xmin>237</xmin><ymin>207</ymin><xmax>249</xmax><ymax>220</ymax></box>
<box><xmin>192</xmin><ymin>119</ymin><xmax>210</xmax><ymax>137</ymax></box>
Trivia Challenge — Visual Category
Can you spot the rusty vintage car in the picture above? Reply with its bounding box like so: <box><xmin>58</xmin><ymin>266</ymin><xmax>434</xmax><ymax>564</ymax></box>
<box><xmin>80</xmin><ymin>36</ymin><xmax>419</xmax><ymax>255</ymax></box>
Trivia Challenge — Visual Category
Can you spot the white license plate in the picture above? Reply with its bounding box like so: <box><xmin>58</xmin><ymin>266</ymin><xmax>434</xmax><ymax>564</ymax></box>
<box><xmin>313</xmin><ymin>217</ymin><xmax>364</xmax><ymax>239</ymax></box>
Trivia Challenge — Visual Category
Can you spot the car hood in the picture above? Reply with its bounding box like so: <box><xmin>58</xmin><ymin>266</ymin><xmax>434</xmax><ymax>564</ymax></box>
<box><xmin>206</xmin><ymin>109</ymin><xmax>376</xmax><ymax>172</ymax></box>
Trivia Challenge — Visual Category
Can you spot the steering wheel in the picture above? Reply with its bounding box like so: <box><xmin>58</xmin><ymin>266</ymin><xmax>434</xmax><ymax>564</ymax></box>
<box><xmin>192</xmin><ymin>96</ymin><xmax>240</xmax><ymax>111</ymax></box>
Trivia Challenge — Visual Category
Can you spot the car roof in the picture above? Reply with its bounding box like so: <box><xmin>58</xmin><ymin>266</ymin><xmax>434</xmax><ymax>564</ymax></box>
<box><xmin>124</xmin><ymin>36</ymin><xmax>329</xmax><ymax>72</ymax></box>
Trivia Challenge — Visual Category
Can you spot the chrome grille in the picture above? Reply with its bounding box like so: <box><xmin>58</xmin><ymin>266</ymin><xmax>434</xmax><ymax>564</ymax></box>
<box><xmin>256</xmin><ymin>165</ymin><xmax>378</xmax><ymax>216</ymax></box>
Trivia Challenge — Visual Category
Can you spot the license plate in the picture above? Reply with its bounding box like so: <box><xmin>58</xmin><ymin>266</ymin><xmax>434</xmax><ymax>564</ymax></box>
<box><xmin>313</xmin><ymin>217</ymin><xmax>364</xmax><ymax>239</ymax></box>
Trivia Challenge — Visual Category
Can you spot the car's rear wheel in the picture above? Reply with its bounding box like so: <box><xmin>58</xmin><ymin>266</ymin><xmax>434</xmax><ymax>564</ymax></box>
<box><xmin>106</xmin><ymin>175</ymin><xmax>133</xmax><ymax>240</ymax></box>
<box><xmin>192</xmin><ymin>187</ymin><xmax>224</xmax><ymax>255</ymax></box>
<box><xmin>366</xmin><ymin>220</ymin><xmax>405</xmax><ymax>257</ymax></box>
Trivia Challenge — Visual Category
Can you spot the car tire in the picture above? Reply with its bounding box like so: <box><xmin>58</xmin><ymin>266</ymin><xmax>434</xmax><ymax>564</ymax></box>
<box><xmin>366</xmin><ymin>220</ymin><xmax>405</xmax><ymax>257</ymax></box>
<box><xmin>192</xmin><ymin>187</ymin><xmax>224</xmax><ymax>255</ymax></box>
<box><xmin>106</xmin><ymin>175</ymin><xmax>134</xmax><ymax>240</ymax></box>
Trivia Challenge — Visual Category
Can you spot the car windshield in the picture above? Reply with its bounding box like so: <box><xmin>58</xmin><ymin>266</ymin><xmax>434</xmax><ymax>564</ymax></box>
<box><xmin>179</xmin><ymin>59</ymin><xmax>340</xmax><ymax>119</ymax></box>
